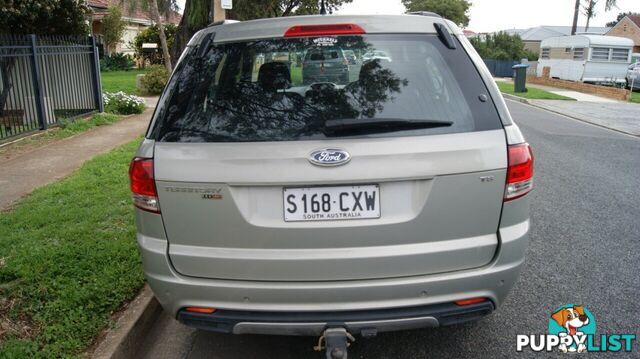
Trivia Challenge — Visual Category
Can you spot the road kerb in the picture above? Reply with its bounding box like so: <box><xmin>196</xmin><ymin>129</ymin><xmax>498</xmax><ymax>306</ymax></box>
<box><xmin>91</xmin><ymin>284</ymin><xmax>161</xmax><ymax>359</ymax></box>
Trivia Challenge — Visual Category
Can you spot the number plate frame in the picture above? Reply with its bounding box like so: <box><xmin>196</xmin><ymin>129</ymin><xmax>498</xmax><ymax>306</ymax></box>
<box><xmin>283</xmin><ymin>184</ymin><xmax>381</xmax><ymax>222</ymax></box>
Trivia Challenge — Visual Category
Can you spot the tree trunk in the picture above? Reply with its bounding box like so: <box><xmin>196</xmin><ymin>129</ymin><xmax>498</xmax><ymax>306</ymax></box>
<box><xmin>571</xmin><ymin>0</ymin><xmax>580</xmax><ymax>35</ymax></box>
<box><xmin>172</xmin><ymin>0</ymin><xmax>213</xmax><ymax>63</ymax></box>
<box><xmin>585</xmin><ymin>16</ymin><xmax>591</xmax><ymax>31</ymax></box>
<box><xmin>149</xmin><ymin>0</ymin><xmax>173</xmax><ymax>72</ymax></box>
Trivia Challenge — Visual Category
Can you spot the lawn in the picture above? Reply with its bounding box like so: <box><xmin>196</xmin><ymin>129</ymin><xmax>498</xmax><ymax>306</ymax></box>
<box><xmin>0</xmin><ymin>139</ymin><xmax>144</xmax><ymax>358</ymax></box>
<box><xmin>631</xmin><ymin>91</ymin><xmax>640</xmax><ymax>104</ymax></box>
<box><xmin>496</xmin><ymin>81</ymin><xmax>575</xmax><ymax>100</ymax></box>
<box><xmin>100</xmin><ymin>69</ymin><xmax>147</xmax><ymax>95</ymax></box>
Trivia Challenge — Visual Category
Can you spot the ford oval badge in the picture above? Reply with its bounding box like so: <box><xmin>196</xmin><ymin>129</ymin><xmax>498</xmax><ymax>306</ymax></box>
<box><xmin>309</xmin><ymin>149</ymin><xmax>351</xmax><ymax>167</ymax></box>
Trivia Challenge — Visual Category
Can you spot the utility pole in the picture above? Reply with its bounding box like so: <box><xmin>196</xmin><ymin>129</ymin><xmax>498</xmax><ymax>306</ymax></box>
<box><xmin>571</xmin><ymin>0</ymin><xmax>580</xmax><ymax>35</ymax></box>
<box><xmin>213</xmin><ymin>0</ymin><xmax>226</xmax><ymax>22</ymax></box>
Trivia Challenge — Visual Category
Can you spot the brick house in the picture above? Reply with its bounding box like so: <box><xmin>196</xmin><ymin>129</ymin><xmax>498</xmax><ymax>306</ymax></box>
<box><xmin>606</xmin><ymin>15</ymin><xmax>640</xmax><ymax>53</ymax></box>
<box><xmin>88</xmin><ymin>0</ymin><xmax>181</xmax><ymax>56</ymax></box>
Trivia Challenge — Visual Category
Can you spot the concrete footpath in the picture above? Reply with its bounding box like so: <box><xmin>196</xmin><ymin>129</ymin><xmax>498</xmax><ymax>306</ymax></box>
<box><xmin>0</xmin><ymin>98</ymin><xmax>156</xmax><ymax>210</ymax></box>
<box><xmin>498</xmin><ymin>78</ymin><xmax>640</xmax><ymax>136</ymax></box>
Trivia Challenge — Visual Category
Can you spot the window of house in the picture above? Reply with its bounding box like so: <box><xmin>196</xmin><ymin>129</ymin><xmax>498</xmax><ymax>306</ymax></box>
<box><xmin>591</xmin><ymin>47</ymin><xmax>610</xmax><ymax>61</ymax></box>
<box><xmin>565</xmin><ymin>47</ymin><xmax>572</xmax><ymax>53</ymax></box>
<box><xmin>541</xmin><ymin>48</ymin><xmax>550</xmax><ymax>59</ymax></box>
<box><xmin>611</xmin><ymin>48</ymin><xmax>630</xmax><ymax>62</ymax></box>
<box><xmin>573</xmin><ymin>47</ymin><xmax>584</xmax><ymax>60</ymax></box>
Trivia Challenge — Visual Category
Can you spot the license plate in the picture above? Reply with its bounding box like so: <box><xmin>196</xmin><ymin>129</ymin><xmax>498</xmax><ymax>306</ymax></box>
<box><xmin>283</xmin><ymin>185</ymin><xmax>380</xmax><ymax>222</ymax></box>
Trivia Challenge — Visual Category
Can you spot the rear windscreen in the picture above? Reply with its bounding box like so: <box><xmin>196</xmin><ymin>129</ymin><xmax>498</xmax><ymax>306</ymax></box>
<box><xmin>150</xmin><ymin>34</ymin><xmax>502</xmax><ymax>142</ymax></box>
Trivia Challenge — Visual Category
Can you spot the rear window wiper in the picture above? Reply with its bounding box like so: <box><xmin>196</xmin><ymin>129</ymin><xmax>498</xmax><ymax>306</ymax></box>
<box><xmin>323</xmin><ymin>118</ymin><xmax>453</xmax><ymax>136</ymax></box>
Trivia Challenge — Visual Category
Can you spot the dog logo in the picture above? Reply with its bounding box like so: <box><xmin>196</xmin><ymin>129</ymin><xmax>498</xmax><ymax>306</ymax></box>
<box><xmin>549</xmin><ymin>305</ymin><xmax>595</xmax><ymax>353</ymax></box>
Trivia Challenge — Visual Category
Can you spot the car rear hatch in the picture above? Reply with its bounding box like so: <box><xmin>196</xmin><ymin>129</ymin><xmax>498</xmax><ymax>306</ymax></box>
<box><xmin>149</xmin><ymin>20</ymin><xmax>508</xmax><ymax>281</ymax></box>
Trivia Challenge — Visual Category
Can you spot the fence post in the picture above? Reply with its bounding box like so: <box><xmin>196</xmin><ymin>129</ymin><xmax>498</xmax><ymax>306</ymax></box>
<box><xmin>89</xmin><ymin>35</ymin><xmax>104</xmax><ymax>113</ymax></box>
<box><xmin>29</xmin><ymin>34</ymin><xmax>47</xmax><ymax>130</ymax></box>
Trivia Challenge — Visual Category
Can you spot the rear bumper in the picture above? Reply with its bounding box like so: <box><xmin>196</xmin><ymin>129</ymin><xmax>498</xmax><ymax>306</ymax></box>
<box><xmin>137</xmin><ymin>210</ymin><xmax>528</xmax><ymax>335</ymax></box>
<box><xmin>177</xmin><ymin>301</ymin><xmax>494</xmax><ymax>336</ymax></box>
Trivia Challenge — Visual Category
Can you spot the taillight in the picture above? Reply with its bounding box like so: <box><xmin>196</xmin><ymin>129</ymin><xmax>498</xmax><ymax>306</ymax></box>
<box><xmin>284</xmin><ymin>24</ymin><xmax>366</xmax><ymax>37</ymax></box>
<box><xmin>504</xmin><ymin>143</ymin><xmax>534</xmax><ymax>201</ymax></box>
<box><xmin>455</xmin><ymin>297</ymin><xmax>487</xmax><ymax>306</ymax></box>
<box><xmin>129</xmin><ymin>157</ymin><xmax>159</xmax><ymax>213</ymax></box>
<box><xmin>185</xmin><ymin>307</ymin><xmax>216</xmax><ymax>314</ymax></box>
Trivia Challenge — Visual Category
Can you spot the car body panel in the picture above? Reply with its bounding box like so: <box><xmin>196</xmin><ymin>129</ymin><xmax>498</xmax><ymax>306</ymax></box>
<box><xmin>154</xmin><ymin>129</ymin><xmax>507</xmax><ymax>281</ymax></box>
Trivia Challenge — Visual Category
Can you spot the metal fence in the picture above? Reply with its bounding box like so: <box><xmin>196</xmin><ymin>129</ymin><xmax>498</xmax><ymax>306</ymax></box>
<box><xmin>482</xmin><ymin>59</ymin><xmax>520</xmax><ymax>78</ymax></box>
<box><xmin>0</xmin><ymin>34</ymin><xmax>103</xmax><ymax>141</ymax></box>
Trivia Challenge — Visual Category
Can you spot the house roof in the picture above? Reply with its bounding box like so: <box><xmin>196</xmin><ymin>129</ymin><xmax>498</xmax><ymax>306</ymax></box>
<box><xmin>88</xmin><ymin>0</ymin><xmax>181</xmax><ymax>25</ymax></box>
<box><xmin>499</xmin><ymin>25</ymin><xmax>610</xmax><ymax>42</ymax></box>
<box><xmin>628</xmin><ymin>15</ymin><xmax>640</xmax><ymax>28</ymax></box>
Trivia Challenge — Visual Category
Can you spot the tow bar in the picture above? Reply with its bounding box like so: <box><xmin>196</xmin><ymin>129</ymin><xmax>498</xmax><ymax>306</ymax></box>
<box><xmin>314</xmin><ymin>328</ymin><xmax>356</xmax><ymax>359</ymax></box>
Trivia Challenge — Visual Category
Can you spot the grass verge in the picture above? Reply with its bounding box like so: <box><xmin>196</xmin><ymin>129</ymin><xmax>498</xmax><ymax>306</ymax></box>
<box><xmin>101</xmin><ymin>69</ymin><xmax>147</xmax><ymax>95</ymax></box>
<box><xmin>1</xmin><ymin>114</ymin><xmax>121</xmax><ymax>162</ymax></box>
<box><xmin>630</xmin><ymin>91</ymin><xmax>640</xmax><ymax>104</ymax></box>
<box><xmin>496</xmin><ymin>81</ymin><xmax>575</xmax><ymax>100</ymax></box>
<box><xmin>0</xmin><ymin>139</ymin><xmax>144</xmax><ymax>358</ymax></box>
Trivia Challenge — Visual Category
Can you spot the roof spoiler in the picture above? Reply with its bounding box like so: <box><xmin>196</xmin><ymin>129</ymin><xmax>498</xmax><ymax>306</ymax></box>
<box><xmin>196</xmin><ymin>32</ymin><xmax>215</xmax><ymax>57</ymax></box>
<box><xmin>208</xmin><ymin>19</ymin><xmax>240</xmax><ymax>28</ymax></box>
<box><xmin>434</xmin><ymin>23</ymin><xmax>457</xmax><ymax>50</ymax></box>
<box><xmin>407</xmin><ymin>11</ymin><xmax>442</xmax><ymax>18</ymax></box>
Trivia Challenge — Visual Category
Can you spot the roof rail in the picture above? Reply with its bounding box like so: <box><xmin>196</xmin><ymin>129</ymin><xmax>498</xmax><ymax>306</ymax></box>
<box><xmin>407</xmin><ymin>11</ymin><xmax>441</xmax><ymax>18</ymax></box>
<box><xmin>208</xmin><ymin>19</ymin><xmax>240</xmax><ymax>28</ymax></box>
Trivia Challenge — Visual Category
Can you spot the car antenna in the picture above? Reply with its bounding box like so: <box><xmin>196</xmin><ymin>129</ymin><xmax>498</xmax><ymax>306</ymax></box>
<box><xmin>320</xmin><ymin>0</ymin><xmax>327</xmax><ymax>15</ymax></box>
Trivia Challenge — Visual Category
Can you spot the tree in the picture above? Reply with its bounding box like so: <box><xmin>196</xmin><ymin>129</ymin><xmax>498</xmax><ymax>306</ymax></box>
<box><xmin>228</xmin><ymin>0</ymin><xmax>353</xmax><ymax>21</ymax></box>
<box><xmin>572</xmin><ymin>0</ymin><xmax>617</xmax><ymax>34</ymax></box>
<box><xmin>0</xmin><ymin>0</ymin><xmax>89</xmax><ymax>35</ymax></box>
<box><xmin>171</xmin><ymin>0</ymin><xmax>353</xmax><ymax>63</ymax></box>
<box><xmin>123</xmin><ymin>0</ymin><xmax>178</xmax><ymax>72</ymax></box>
<box><xmin>133</xmin><ymin>23</ymin><xmax>177</xmax><ymax>66</ymax></box>
<box><xmin>102</xmin><ymin>7</ymin><xmax>126</xmax><ymax>56</ymax></box>
<box><xmin>401</xmin><ymin>0</ymin><xmax>472</xmax><ymax>28</ymax></box>
<box><xmin>582</xmin><ymin>0</ymin><xmax>597</xmax><ymax>31</ymax></box>
<box><xmin>469</xmin><ymin>32</ymin><xmax>538</xmax><ymax>61</ymax></box>
<box><xmin>606</xmin><ymin>11</ymin><xmax>640</xmax><ymax>27</ymax></box>
<box><xmin>171</xmin><ymin>0</ymin><xmax>212</xmax><ymax>62</ymax></box>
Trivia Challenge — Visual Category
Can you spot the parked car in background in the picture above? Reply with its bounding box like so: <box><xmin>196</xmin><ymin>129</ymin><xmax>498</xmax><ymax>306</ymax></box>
<box><xmin>302</xmin><ymin>47</ymin><xmax>350</xmax><ymax>84</ymax></box>
<box><xmin>130</xmin><ymin>13</ymin><xmax>532</xmax><ymax>357</ymax></box>
<box><xmin>626</xmin><ymin>62</ymin><xmax>640</xmax><ymax>89</ymax></box>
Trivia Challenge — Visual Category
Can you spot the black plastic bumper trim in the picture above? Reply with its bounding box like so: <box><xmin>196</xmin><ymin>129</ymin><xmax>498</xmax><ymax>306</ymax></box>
<box><xmin>176</xmin><ymin>301</ymin><xmax>494</xmax><ymax>335</ymax></box>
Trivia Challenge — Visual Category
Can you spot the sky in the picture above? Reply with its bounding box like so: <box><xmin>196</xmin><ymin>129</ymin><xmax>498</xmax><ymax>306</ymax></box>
<box><xmin>176</xmin><ymin>0</ymin><xmax>640</xmax><ymax>33</ymax></box>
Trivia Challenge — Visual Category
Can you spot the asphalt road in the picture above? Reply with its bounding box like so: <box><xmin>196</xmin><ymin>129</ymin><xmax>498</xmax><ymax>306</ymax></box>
<box><xmin>137</xmin><ymin>100</ymin><xmax>640</xmax><ymax>358</ymax></box>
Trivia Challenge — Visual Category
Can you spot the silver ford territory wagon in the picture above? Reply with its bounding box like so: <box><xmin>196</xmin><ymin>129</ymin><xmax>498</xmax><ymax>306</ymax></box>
<box><xmin>130</xmin><ymin>12</ymin><xmax>533</xmax><ymax>351</ymax></box>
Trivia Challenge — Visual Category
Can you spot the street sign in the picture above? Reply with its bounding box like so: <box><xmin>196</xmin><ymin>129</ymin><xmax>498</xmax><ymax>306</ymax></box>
<box><xmin>221</xmin><ymin>0</ymin><xmax>232</xmax><ymax>9</ymax></box>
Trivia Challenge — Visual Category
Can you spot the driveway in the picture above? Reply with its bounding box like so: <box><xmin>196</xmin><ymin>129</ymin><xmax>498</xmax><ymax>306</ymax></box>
<box><xmin>135</xmin><ymin>100</ymin><xmax>640</xmax><ymax>358</ymax></box>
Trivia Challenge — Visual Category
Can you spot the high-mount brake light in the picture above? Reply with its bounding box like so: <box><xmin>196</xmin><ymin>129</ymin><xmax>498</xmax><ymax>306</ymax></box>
<box><xmin>504</xmin><ymin>143</ymin><xmax>534</xmax><ymax>201</ymax></box>
<box><xmin>129</xmin><ymin>157</ymin><xmax>160</xmax><ymax>213</ymax></box>
<box><xmin>284</xmin><ymin>24</ymin><xmax>366</xmax><ymax>37</ymax></box>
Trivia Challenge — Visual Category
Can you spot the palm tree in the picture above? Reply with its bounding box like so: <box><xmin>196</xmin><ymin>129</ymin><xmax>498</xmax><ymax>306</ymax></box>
<box><xmin>123</xmin><ymin>0</ymin><xmax>177</xmax><ymax>72</ymax></box>
<box><xmin>571</xmin><ymin>0</ymin><xmax>617</xmax><ymax>34</ymax></box>
<box><xmin>583</xmin><ymin>0</ymin><xmax>597</xmax><ymax>31</ymax></box>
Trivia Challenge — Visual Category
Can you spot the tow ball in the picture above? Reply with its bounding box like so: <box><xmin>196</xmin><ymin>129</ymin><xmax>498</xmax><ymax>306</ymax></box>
<box><xmin>314</xmin><ymin>328</ymin><xmax>356</xmax><ymax>359</ymax></box>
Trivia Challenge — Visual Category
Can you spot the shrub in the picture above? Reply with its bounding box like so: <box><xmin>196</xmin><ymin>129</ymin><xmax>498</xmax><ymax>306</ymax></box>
<box><xmin>132</xmin><ymin>24</ymin><xmax>177</xmax><ymax>66</ymax></box>
<box><xmin>140</xmin><ymin>65</ymin><xmax>169</xmax><ymax>95</ymax></box>
<box><xmin>103</xmin><ymin>92</ymin><xmax>146</xmax><ymax>114</ymax></box>
<box><xmin>100</xmin><ymin>53</ymin><xmax>135</xmax><ymax>72</ymax></box>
